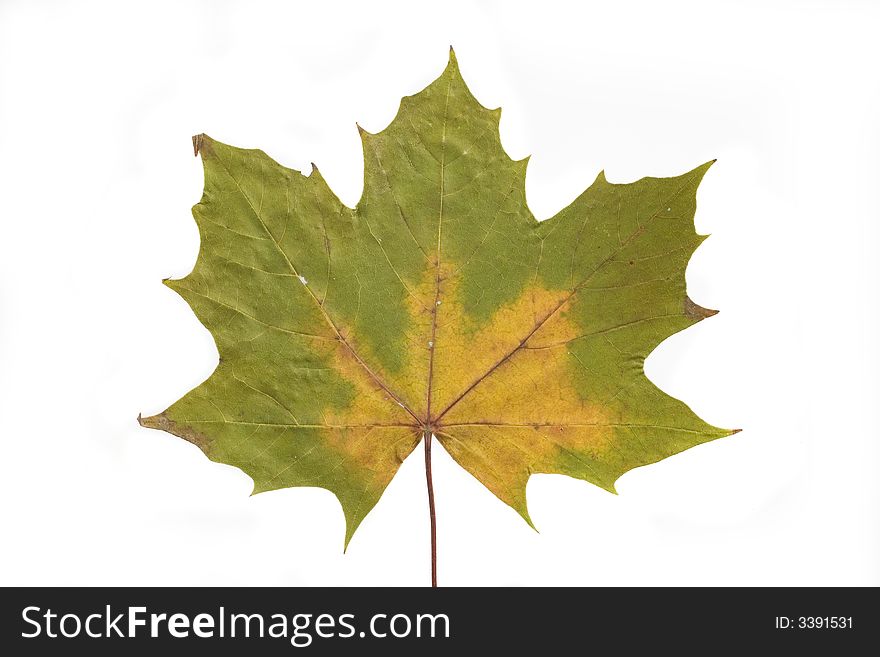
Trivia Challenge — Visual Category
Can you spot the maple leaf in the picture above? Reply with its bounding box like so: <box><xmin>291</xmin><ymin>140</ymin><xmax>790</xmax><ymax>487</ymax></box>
<box><xmin>140</xmin><ymin>49</ymin><xmax>736</xmax><ymax>584</ymax></box>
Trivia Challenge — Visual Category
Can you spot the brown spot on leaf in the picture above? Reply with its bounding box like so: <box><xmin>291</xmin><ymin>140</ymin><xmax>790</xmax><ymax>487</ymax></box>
<box><xmin>192</xmin><ymin>133</ymin><xmax>213</xmax><ymax>157</ymax></box>
<box><xmin>138</xmin><ymin>412</ymin><xmax>211</xmax><ymax>452</ymax></box>
<box><xmin>684</xmin><ymin>296</ymin><xmax>718</xmax><ymax>321</ymax></box>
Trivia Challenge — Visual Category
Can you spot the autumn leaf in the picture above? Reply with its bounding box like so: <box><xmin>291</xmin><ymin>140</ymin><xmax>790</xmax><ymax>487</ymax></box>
<box><xmin>140</xmin><ymin>49</ymin><xmax>736</xmax><ymax>584</ymax></box>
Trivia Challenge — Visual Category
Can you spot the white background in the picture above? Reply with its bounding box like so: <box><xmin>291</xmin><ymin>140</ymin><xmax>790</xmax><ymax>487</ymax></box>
<box><xmin>1</xmin><ymin>0</ymin><xmax>878</xmax><ymax>586</ymax></box>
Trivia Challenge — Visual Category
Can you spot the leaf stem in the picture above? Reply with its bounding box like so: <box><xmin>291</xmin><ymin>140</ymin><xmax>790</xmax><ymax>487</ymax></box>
<box><xmin>423</xmin><ymin>430</ymin><xmax>437</xmax><ymax>587</ymax></box>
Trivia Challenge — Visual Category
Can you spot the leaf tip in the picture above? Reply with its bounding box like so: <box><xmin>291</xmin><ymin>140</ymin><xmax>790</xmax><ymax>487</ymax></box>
<box><xmin>684</xmin><ymin>296</ymin><xmax>719</xmax><ymax>321</ymax></box>
<box><xmin>137</xmin><ymin>413</ymin><xmax>164</xmax><ymax>431</ymax></box>
<box><xmin>698</xmin><ymin>158</ymin><xmax>717</xmax><ymax>176</ymax></box>
<box><xmin>444</xmin><ymin>46</ymin><xmax>462</xmax><ymax>78</ymax></box>
<box><xmin>137</xmin><ymin>413</ymin><xmax>153</xmax><ymax>428</ymax></box>
<box><xmin>343</xmin><ymin>529</ymin><xmax>356</xmax><ymax>554</ymax></box>
<box><xmin>513</xmin><ymin>489</ymin><xmax>537</xmax><ymax>531</ymax></box>
<box><xmin>192</xmin><ymin>133</ymin><xmax>211</xmax><ymax>157</ymax></box>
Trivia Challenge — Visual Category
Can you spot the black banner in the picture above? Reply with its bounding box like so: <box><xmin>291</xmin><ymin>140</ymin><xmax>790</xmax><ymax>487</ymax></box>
<box><xmin>0</xmin><ymin>587</ymin><xmax>873</xmax><ymax>654</ymax></box>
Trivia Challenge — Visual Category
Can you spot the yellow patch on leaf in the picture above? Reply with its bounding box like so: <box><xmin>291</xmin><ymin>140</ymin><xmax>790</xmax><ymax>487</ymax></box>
<box><xmin>425</xmin><ymin>268</ymin><xmax>570</xmax><ymax>420</ymax></box>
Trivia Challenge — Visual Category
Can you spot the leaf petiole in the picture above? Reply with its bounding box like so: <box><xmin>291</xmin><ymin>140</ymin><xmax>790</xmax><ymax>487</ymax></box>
<box><xmin>423</xmin><ymin>430</ymin><xmax>437</xmax><ymax>587</ymax></box>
